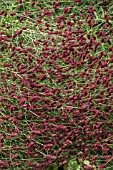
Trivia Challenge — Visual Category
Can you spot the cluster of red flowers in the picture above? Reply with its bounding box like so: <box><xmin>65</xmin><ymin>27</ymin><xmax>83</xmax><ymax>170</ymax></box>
<box><xmin>0</xmin><ymin>0</ymin><xmax>113</xmax><ymax>169</ymax></box>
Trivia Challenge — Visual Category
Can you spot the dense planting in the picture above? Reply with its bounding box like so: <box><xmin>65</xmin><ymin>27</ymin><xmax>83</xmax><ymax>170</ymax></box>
<box><xmin>0</xmin><ymin>0</ymin><xmax>113</xmax><ymax>169</ymax></box>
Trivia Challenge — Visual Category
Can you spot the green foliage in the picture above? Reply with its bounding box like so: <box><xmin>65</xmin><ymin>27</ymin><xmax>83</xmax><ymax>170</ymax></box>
<box><xmin>67</xmin><ymin>159</ymin><xmax>79</xmax><ymax>170</ymax></box>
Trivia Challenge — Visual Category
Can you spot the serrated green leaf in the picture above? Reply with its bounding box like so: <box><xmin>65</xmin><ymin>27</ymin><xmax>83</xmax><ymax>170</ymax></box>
<box><xmin>83</xmin><ymin>160</ymin><xmax>90</xmax><ymax>166</ymax></box>
<box><xmin>53</xmin><ymin>163</ymin><xmax>58</xmax><ymax>170</ymax></box>
<box><xmin>77</xmin><ymin>165</ymin><xmax>81</xmax><ymax>170</ymax></box>
<box><xmin>68</xmin><ymin>160</ymin><xmax>78</xmax><ymax>170</ymax></box>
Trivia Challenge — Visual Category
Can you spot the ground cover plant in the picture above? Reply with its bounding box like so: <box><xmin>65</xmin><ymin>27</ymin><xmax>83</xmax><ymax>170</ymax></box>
<box><xmin>0</xmin><ymin>0</ymin><xmax>113</xmax><ymax>169</ymax></box>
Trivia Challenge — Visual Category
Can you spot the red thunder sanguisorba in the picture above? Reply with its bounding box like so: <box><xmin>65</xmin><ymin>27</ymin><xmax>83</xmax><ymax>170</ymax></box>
<box><xmin>0</xmin><ymin>0</ymin><xmax>113</xmax><ymax>169</ymax></box>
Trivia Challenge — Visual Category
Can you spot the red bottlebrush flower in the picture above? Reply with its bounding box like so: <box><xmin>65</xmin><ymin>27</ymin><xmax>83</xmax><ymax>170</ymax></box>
<box><xmin>3</xmin><ymin>35</ymin><xmax>9</xmax><ymax>42</ymax></box>
<box><xmin>44</xmin><ymin>10</ymin><xmax>52</xmax><ymax>16</ymax></box>
<box><xmin>31</xmin><ymin>1</ymin><xmax>35</xmax><ymax>7</ymax></box>
<box><xmin>44</xmin><ymin>92</ymin><xmax>53</xmax><ymax>96</ymax></box>
<box><xmin>84</xmin><ymin>165</ymin><xmax>94</xmax><ymax>170</ymax></box>
<box><xmin>20</xmin><ymin>104</ymin><xmax>27</xmax><ymax>108</ymax></box>
<box><xmin>3</xmin><ymin>63</ymin><xmax>11</xmax><ymax>67</ymax></box>
<box><xmin>45</xmin><ymin>22</ymin><xmax>50</xmax><ymax>27</ymax></box>
<box><xmin>0</xmin><ymin>98</ymin><xmax>5</xmax><ymax>102</ymax></box>
<box><xmin>49</xmin><ymin>47</ymin><xmax>56</xmax><ymax>52</ymax></box>
<box><xmin>35</xmin><ymin>84</ymin><xmax>43</xmax><ymax>88</ymax></box>
<box><xmin>33</xmin><ymin>41</ymin><xmax>40</xmax><ymax>46</ymax></box>
<box><xmin>0</xmin><ymin>161</ymin><xmax>5</xmax><ymax>167</ymax></box>
<box><xmin>22</xmin><ymin>26</ymin><xmax>26</xmax><ymax>30</ymax></box>
<box><xmin>84</xmin><ymin>147</ymin><xmax>88</xmax><ymax>153</ymax></box>
<box><xmin>1</xmin><ymin>45</ymin><xmax>7</xmax><ymax>51</ymax></box>
<box><xmin>10</xmin><ymin>133</ymin><xmax>17</xmax><ymax>137</ymax></box>
<box><xmin>16</xmin><ymin>0</ymin><xmax>22</xmax><ymax>2</ymax></box>
<box><xmin>32</xmin><ymin>130</ymin><xmax>42</xmax><ymax>135</ymax></box>
<box><xmin>27</xmin><ymin>160</ymin><xmax>34</xmax><ymax>167</ymax></box>
<box><xmin>0</xmin><ymin>10</ymin><xmax>5</xmax><ymax>15</ymax></box>
<box><xmin>56</xmin><ymin>125</ymin><xmax>67</xmax><ymax>131</ymax></box>
<box><xmin>0</xmin><ymin>31</ymin><xmax>4</xmax><ymax>35</ymax></box>
<box><xmin>65</xmin><ymin>140</ymin><xmax>72</xmax><ymax>146</ymax></box>
<box><xmin>93</xmin><ymin>42</ymin><xmax>100</xmax><ymax>52</ymax></box>
<box><xmin>39</xmin><ymin>74</ymin><xmax>47</xmax><ymax>80</ymax></box>
<box><xmin>97</xmin><ymin>31</ymin><xmax>102</xmax><ymax>36</ymax></box>
<box><xmin>77</xmin><ymin>151</ymin><xmax>83</xmax><ymax>156</ymax></box>
<box><xmin>53</xmin><ymin>2</ymin><xmax>60</xmax><ymax>7</ymax></box>
<box><xmin>53</xmin><ymin>7</ymin><xmax>59</xmax><ymax>11</ymax></box>
<box><xmin>44</xmin><ymin>144</ymin><xmax>53</xmax><ymax>149</ymax></box>
<box><xmin>110</xmin><ymin>54</ymin><xmax>113</xmax><ymax>61</ymax></box>
<box><xmin>22</xmin><ymin>49</ymin><xmax>28</xmax><ymax>54</ymax></box>
<box><xmin>11</xmin><ymin>46</ymin><xmax>16</xmax><ymax>51</ymax></box>
<box><xmin>79</xmin><ymin>72</ymin><xmax>86</xmax><ymax>77</ymax></box>
<box><xmin>102</xmin><ymin>147</ymin><xmax>109</xmax><ymax>153</ymax></box>
<box><xmin>12</xmin><ymin>153</ymin><xmax>17</xmax><ymax>160</ymax></box>
<box><xmin>26</xmin><ymin>47</ymin><xmax>32</xmax><ymax>51</ymax></box>
<box><xmin>18</xmin><ymin>98</ymin><xmax>26</xmax><ymax>104</ymax></box>
<box><xmin>10</xmin><ymin>11</ymin><xmax>16</xmax><ymax>16</ymax></box>
<box><xmin>75</xmin><ymin>29</ymin><xmax>84</xmax><ymax>34</ymax></box>
<box><xmin>71</xmin><ymin>14</ymin><xmax>76</xmax><ymax>19</ymax></box>
<box><xmin>13</xmin><ymin>162</ymin><xmax>20</xmax><ymax>166</ymax></box>
<box><xmin>101</xmin><ymin>61</ymin><xmax>107</xmax><ymax>68</ymax></box>
<box><xmin>19</xmin><ymin>70</ymin><xmax>26</xmax><ymax>74</ymax></box>
<box><xmin>87</xmin><ymin>7</ymin><xmax>94</xmax><ymax>13</ymax></box>
<box><xmin>36</xmin><ymin>19</ymin><xmax>42</xmax><ymax>24</ymax></box>
<box><xmin>98</xmin><ymin>164</ymin><xmax>106</xmax><ymax>169</ymax></box>
<box><xmin>20</xmin><ymin>64</ymin><xmax>28</xmax><ymax>69</ymax></box>
<box><xmin>58</xmin><ymin>161</ymin><xmax>67</xmax><ymax>167</ymax></box>
<box><xmin>108</xmin><ymin>47</ymin><xmax>112</xmax><ymax>52</ymax></box>
<box><xmin>18</xmin><ymin>41</ymin><xmax>23</xmax><ymax>48</ymax></box>
<box><xmin>12</xmin><ymin>74</ymin><xmax>17</xmax><ymax>81</ymax></box>
<box><xmin>104</xmin><ymin>14</ymin><xmax>110</xmax><ymax>22</ymax></box>
<box><xmin>6</xmin><ymin>26</ymin><xmax>10</xmax><ymax>29</ymax></box>
<box><xmin>106</xmin><ymin>37</ymin><xmax>111</xmax><ymax>45</ymax></box>
<box><xmin>26</xmin><ymin>141</ymin><xmax>34</xmax><ymax>149</ymax></box>
<box><xmin>4</xmin><ymin>11</ymin><xmax>7</xmax><ymax>17</ymax></box>
<box><xmin>73</xmin><ymin>0</ymin><xmax>81</xmax><ymax>4</ymax></box>
<box><xmin>63</xmin><ymin>7</ymin><xmax>70</xmax><ymax>14</ymax></box>
<box><xmin>45</xmin><ymin>154</ymin><xmax>57</xmax><ymax>160</ymax></box>
<box><xmin>0</xmin><ymin>37</ymin><xmax>3</xmax><ymax>42</ymax></box>
<box><xmin>79</xmin><ymin>105</ymin><xmax>86</xmax><ymax>110</ymax></box>
<box><xmin>25</xmin><ymin>11</ymin><xmax>31</xmax><ymax>15</ymax></box>
<box><xmin>10</xmin><ymin>106</ymin><xmax>14</xmax><ymax>113</ymax></box>
<box><xmin>12</xmin><ymin>33</ymin><xmax>18</xmax><ymax>39</ymax></box>
<box><xmin>6</xmin><ymin>135</ymin><xmax>11</xmax><ymax>140</ymax></box>
<box><xmin>80</xmin><ymin>13</ymin><xmax>85</xmax><ymax>19</ymax></box>
<box><xmin>19</xmin><ymin>15</ymin><xmax>25</xmax><ymax>22</ymax></box>
<box><xmin>17</xmin><ymin>29</ymin><xmax>23</xmax><ymax>35</ymax></box>
<box><xmin>90</xmin><ymin>85</ymin><xmax>96</xmax><ymax>90</ymax></box>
